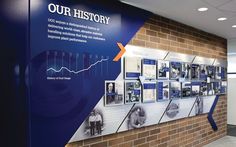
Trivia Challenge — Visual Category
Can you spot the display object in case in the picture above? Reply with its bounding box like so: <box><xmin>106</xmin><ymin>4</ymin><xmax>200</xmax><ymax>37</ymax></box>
<box><xmin>104</xmin><ymin>81</ymin><xmax>124</xmax><ymax>106</ymax></box>
<box><xmin>191</xmin><ymin>64</ymin><xmax>200</xmax><ymax>80</ymax></box>
<box><xmin>142</xmin><ymin>82</ymin><xmax>156</xmax><ymax>103</ymax></box>
<box><xmin>213</xmin><ymin>82</ymin><xmax>221</xmax><ymax>94</ymax></box>
<box><xmin>125</xmin><ymin>80</ymin><xmax>142</xmax><ymax>104</ymax></box>
<box><xmin>215</xmin><ymin>67</ymin><xmax>222</xmax><ymax>80</ymax></box>
<box><xmin>170</xmin><ymin>62</ymin><xmax>181</xmax><ymax>80</ymax></box>
<box><xmin>207</xmin><ymin>82</ymin><xmax>215</xmax><ymax>95</ymax></box>
<box><xmin>191</xmin><ymin>82</ymin><xmax>200</xmax><ymax>96</ymax></box>
<box><xmin>170</xmin><ymin>82</ymin><xmax>181</xmax><ymax>99</ymax></box>
<box><xmin>199</xmin><ymin>65</ymin><xmax>207</xmax><ymax>80</ymax></box>
<box><xmin>182</xmin><ymin>82</ymin><xmax>191</xmax><ymax>98</ymax></box>
<box><xmin>124</xmin><ymin>57</ymin><xmax>141</xmax><ymax>79</ymax></box>
<box><xmin>157</xmin><ymin>81</ymin><xmax>169</xmax><ymax>101</ymax></box>
<box><xmin>157</xmin><ymin>60</ymin><xmax>169</xmax><ymax>79</ymax></box>
<box><xmin>142</xmin><ymin>59</ymin><xmax>156</xmax><ymax>80</ymax></box>
<box><xmin>181</xmin><ymin>63</ymin><xmax>191</xmax><ymax>80</ymax></box>
<box><xmin>207</xmin><ymin>66</ymin><xmax>215</xmax><ymax>79</ymax></box>
<box><xmin>200</xmin><ymin>82</ymin><xmax>208</xmax><ymax>96</ymax></box>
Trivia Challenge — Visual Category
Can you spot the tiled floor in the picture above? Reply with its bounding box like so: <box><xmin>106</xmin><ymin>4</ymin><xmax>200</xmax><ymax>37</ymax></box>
<box><xmin>204</xmin><ymin>136</ymin><xmax>236</xmax><ymax>147</ymax></box>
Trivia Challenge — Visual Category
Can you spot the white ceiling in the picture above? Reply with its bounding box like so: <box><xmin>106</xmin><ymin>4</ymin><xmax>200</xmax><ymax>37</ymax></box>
<box><xmin>120</xmin><ymin>0</ymin><xmax>236</xmax><ymax>39</ymax></box>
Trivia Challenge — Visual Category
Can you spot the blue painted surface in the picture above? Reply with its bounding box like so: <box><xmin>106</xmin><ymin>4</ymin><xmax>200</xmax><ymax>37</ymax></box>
<box><xmin>207</xmin><ymin>95</ymin><xmax>220</xmax><ymax>131</ymax></box>
<box><xmin>29</xmin><ymin>0</ymin><xmax>151</xmax><ymax>147</ymax></box>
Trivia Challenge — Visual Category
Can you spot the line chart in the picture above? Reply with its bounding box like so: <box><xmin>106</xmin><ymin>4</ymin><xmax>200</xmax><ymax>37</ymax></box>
<box><xmin>47</xmin><ymin>58</ymin><xmax>109</xmax><ymax>74</ymax></box>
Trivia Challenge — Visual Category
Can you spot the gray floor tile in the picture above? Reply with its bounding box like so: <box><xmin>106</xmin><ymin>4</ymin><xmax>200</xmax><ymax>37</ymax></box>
<box><xmin>204</xmin><ymin>136</ymin><xmax>236</xmax><ymax>147</ymax></box>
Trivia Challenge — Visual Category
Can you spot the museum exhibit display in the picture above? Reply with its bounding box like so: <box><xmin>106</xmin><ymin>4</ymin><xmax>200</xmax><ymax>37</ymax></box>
<box><xmin>10</xmin><ymin>0</ymin><xmax>227</xmax><ymax>146</ymax></box>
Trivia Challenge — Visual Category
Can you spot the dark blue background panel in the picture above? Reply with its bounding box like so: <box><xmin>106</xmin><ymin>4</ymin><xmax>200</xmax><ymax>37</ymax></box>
<box><xmin>29</xmin><ymin>0</ymin><xmax>151</xmax><ymax>147</ymax></box>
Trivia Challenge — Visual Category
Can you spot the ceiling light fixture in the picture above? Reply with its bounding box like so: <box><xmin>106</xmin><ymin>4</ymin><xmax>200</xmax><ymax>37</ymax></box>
<box><xmin>198</xmin><ymin>7</ymin><xmax>208</xmax><ymax>12</ymax></box>
<box><xmin>217</xmin><ymin>17</ymin><xmax>227</xmax><ymax>21</ymax></box>
<box><xmin>232</xmin><ymin>25</ymin><xmax>236</xmax><ymax>28</ymax></box>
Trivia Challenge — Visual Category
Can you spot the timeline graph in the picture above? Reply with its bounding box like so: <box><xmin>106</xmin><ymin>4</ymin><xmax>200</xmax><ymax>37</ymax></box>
<box><xmin>46</xmin><ymin>51</ymin><xmax>110</xmax><ymax>78</ymax></box>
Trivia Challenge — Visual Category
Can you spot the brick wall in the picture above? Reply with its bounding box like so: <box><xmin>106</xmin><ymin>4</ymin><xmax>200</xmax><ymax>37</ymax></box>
<box><xmin>66</xmin><ymin>15</ymin><xmax>227</xmax><ymax>147</ymax></box>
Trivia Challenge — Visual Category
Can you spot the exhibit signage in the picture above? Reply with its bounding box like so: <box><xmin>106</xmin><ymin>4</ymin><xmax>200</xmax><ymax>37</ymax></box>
<box><xmin>29</xmin><ymin>1</ymin><xmax>150</xmax><ymax>147</ymax></box>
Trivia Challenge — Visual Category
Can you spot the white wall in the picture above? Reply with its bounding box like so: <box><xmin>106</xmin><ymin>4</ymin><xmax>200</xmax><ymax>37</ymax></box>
<box><xmin>227</xmin><ymin>39</ymin><xmax>236</xmax><ymax>125</ymax></box>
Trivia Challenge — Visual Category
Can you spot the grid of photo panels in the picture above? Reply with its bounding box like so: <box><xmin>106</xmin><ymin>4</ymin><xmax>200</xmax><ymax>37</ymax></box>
<box><xmin>104</xmin><ymin>56</ymin><xmax>227</xmax><ymax>106</ymax></box>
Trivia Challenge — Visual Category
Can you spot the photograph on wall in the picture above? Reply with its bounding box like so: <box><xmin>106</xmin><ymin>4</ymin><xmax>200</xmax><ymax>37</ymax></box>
<box><xmin>213</xmin><ymin>82</ymin><xmax>221</xmax><ymax>94</ymax></box>
<box><xmin>195</xmin><ymin>96</ymin><xmax>203</xmax><ymax>115</ymax></box>
<box><xmin>104</xmin><ymin>81</ymin><xmax>124</xmax><ymax>106</ymax></box>
<box><xmin>182</xmin><ymin>82</ymin><xmax>191</xmax><ymax>98</ymax></box>
<box><xmin>142</xmin><ymin>59</ymin><xmax>157</xmax><ymax>79</ymax></box>
<box><xmin>221</xmin><ymin>81</ymin><xmax>227</xmax><ymax>94</ymax></box>
<box><xmin>191</xmin><ymin>64</ymin><xmax>200</xmax><ymax>80</ymax></box>
<box><xmin>207</xmin><ymin>66</ymin><xmax>215</xmax><ymax>79</ymax></box>
<box><xmin>199</xmin><ymin>65</ymin><xmax>207</xmax><ymax>81</ymax></box>
<box><xmin>215</xmin><ymin>66</ymin><xmax>222</xmax><ymax>80</ymax></box>
<box><xmin>170</xmin><ymin>82</ymin><xmax>181</xmax><ymax>99</ymax></box>
<box><xmin>165</xmin><ymin>101</ymin><xmax>180</xmax><ymax>118</ymax></box>
<box><xmin>170</xmin><ymin>61</ymin><xmax>181</xmax><ymax>80</ymax></box>
<box><xmin>207</xmin><ymin>83</ymin><xmax>215</xmax><ymax>95</ymax></box>
<box><xmin>157</xmin><ymin>82</ymin><xmax>169</xmax><ymax>101</ymax></box>
<box><xmin>124</xmin><ymin>57</ymin><xmax>141</xmax><ymax>79</ymax></box>
<box><xmin>125</xmin><ymin>80</ymin><xmax>141</xmax><ymax>104</ymax></box>
<box><xmin>127</xmin><ymin>106</ymin><xmax>146</xmax><ymax>130</ymax></box>
<box><xmin>142</xmin><ymin>82</ymin><xmax>156</xmax><ymax>103</ymax></box>
<box><xmin>221</xmin><ymin>67</ymin><xmax>227</xmax><ymax>80</ymax></box>
<box><xmin>181</xmin><ymin>63</ymin><xmax>191</xmax><ymax>80</ymax></box>
<box><xmin>84</xmin><ymin>109</ymin><xmax>104</xmax><ymax>137</ymax></box>
<box><xmin>191</xmin><ymin>82</ymin><xmax>200</xmax><ymax>96</ymax></box>
<box><xmin>157</xmin><ymin>60</ymin><xmax>169</xmax><ymax>79</ymax></box>
<box><xmin>200</xmin><ymin>82</ymin><xmax>208</xmax><ymax>96</ymax></box>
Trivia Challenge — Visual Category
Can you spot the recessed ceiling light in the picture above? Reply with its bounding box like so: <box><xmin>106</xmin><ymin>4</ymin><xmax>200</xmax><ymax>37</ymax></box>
<box><xmin>232</xmin><ymin>25</ymin><xmax>236</xmax><ymax>28</ymax></box>
<box><xmin>198</xmin><ymin>7</ymin><xmax>208</xmax><ymax>12</ymax></box>
<box><xmin>217</xmin><ymin>17</ymin><xmax>227</xmax><ymax>21</ymax></box>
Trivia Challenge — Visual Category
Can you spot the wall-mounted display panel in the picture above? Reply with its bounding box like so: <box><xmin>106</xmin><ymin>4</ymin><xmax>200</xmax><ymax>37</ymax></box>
<box><xmin>191</xmin><ymin>64</ymin><xmax>200</xmax><ymax>80</ymax></box>
<box><xmin>68</xmin><ymin>45</ymin><xmax>227</xmax><ymax>142</ymax></box>
<box><xmin>200</xmin><ymin>82</ymin><xmax>208</xmax><ymax>96</ymax></box>
<box><xmin>157</xmin><ymin>81</ymin><xmax>170</xmax><ymax>101</ymax></box>
<box><xmin>207</xmin><ymin>66</ymin><xmax>215</xmax><ymax>79</ymax></box>
<box><xmin>170</xmin><ymin>62</ymin><xmax>181</xmax><ymax>80</ymax></box>
<box><xmin>142</xmin><ymin>59</ymin><xmax>156</xmax><ymax>80</ymax></box>
<box><xmin>182</xmin><ymin>82</ymin><xmax>191</xmax><ymax>98</ymax></box>
<box><xmin>142</xmin><ymin>82</ymin><xmax>156</xmax><ymax>103</ymax></box>
<box><xmin>181</xmin><ymin>63</ymin><xmax>191</xmax><ymax>80</ymax></box>
<box><xmin>199</xmin><ymin>65</ymin><xmax>207</xmax><ymax>81</ymax></box>
<box><xmin>104</xmin><ymin>81</ymin><xmax>124</xmax><ymax>106</ymax></box>
<box><xmin>192</xmin><ymin>82</ymin><xmax>200</xmax><ymax>96</ymax></box>
<box><xmin>125</xmin><ymin>80</ymin><xmax>142</xmax><ymax>104</ymax></box>
<box><xmin>124</xmin><ymin>57</ymin><xmax>141</xmax><ymax>79</ymax></box>
<box><xmin>207</xmin><ymin>83</ymin><xmax>215</xmax><ymax>95</ymax></box>
<box><xmin>157</xmin><ymin>60</ymin><xmax>169</xmax><ymax>79</ymax></box>
<box><xmin>215</xmin><ymin>67</ymin><xmax>222</xmax><ymax>80</ymax></box>
<box><xmin>213</xmin><ymin>82</ymin><xmax>221</xmax><ymax>95</ymax></box>
<box><xmin>170</xmin><ymin>82</ymin><xmax>181</xmax><ymax>99</ymax></box>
